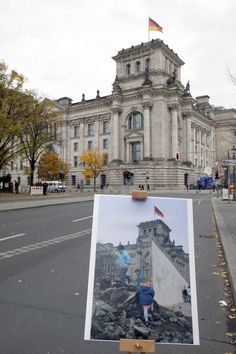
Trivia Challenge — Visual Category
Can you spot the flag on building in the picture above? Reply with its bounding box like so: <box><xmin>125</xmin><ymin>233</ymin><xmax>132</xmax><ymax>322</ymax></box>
<box><xmin>11</xmin><ymin>70</ymin><xmax>23</xmax><ymax>81</ymax></box>
<box><xmin>154</xmin><ymin>206</ymin><xmax>164</xmax><ymax>218</ymax></box>
<box><xmin>149</xmin><ymin>17</ymin><xmax>163</xmax><ymax>32</ymax></box>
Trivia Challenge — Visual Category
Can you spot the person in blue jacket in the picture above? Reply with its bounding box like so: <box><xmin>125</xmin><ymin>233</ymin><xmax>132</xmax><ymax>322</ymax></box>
<box><xmin>115</xmin><ymin>244</ymin><xmax>132</xmax><ymax>287</ymax></box>
<box><xmin>136</xmin><ymin>278</ymin><xmax>155</xmax><ymax>325</ymax></box>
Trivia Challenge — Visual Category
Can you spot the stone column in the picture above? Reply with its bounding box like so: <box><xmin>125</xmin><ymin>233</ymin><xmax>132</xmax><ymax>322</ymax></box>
<box><xmin>80</xmin><ymin>120</ymin><xmax>85</xmax><ymax>152</ymax></box>
<box><xmin>204</xmin><ymin>132</ymin><xmax>207</xmax><ymax>166</ymax></box>
<box><xmin>143</xmin><ymin>102</ymin><xmax>152</xmax><ymax>159</ymax></box>
<box><xmin>95</xmin><ymin>119</ymin><xmax>99</xmax><ymax>151</ymax></box>
<box><xmin>126</xmin><ymin>140</ymin><xmax>129</xmax><ymax>162</ymax></box>
<box><xmin>111</xmin><ymin>107</ymin><xmax>121</xmax><ymax>162</ymax></box>
<box><xmin>192</xmin><ymin>124</ymin><xmax>196</xmax><ymax>165</ymax></box>
<box><xmin>170</xmin><ymin>105</ymin><xmax>178</xmax><ymax>158</ymax></box>
<box><xmin>186</xmin><ymin>115</ymin><xmax>192</xmax><ymax>162</ymax></box>
<box><xmin>65</xmin><ymin>120</ymin><xmax>71</xmax><ymax>164</ymax></box>
<box><xmin>197</xmin><ymin>130</ymin><xmax>201</xmax><ymax>166</ymax></box>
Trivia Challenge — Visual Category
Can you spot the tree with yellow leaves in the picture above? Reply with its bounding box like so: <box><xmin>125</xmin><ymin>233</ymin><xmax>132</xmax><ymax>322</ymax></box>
<box><xmin>79</xmin><ymin>150</ymin><xmax>108</xmax><ymax>191</ymax></box>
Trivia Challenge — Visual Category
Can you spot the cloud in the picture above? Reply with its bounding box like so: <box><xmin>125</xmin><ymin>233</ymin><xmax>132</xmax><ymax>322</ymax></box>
<box><xmin>1</xmin><ymin>0</ymin><xmax>236</xmax><ymax>108</ymax></box>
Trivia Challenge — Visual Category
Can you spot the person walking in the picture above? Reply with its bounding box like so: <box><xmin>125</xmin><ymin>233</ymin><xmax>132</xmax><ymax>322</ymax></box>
<box><xmin>182</xmin><ymin>286</ymin><xmax>188</xmax><ymax>302</ymax></box>
<box><xmin>136</xmin><ymin>278</ymin><xmax>155</xmax><ymax>326</ymax></box>
<box><xmin>187</xmin><ymin>285</ymin><xmax>191</xmax><ymax>304</ymax></box>
<box><xmin>14</xmin><ymin>181</ymin><xmax>19</xmax><ymax>194</ymax></box>
<box><xmin>115</xmin><ymin>244</ymin><xmax>132</xmax><ymax>287</ymax></box>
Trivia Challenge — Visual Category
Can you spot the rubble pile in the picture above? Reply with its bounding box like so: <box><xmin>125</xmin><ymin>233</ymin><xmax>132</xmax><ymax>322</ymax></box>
<box><xmin>91</xmin><ymin>287</ymin><xmax>193</xmax><ymax>344</ymax></box>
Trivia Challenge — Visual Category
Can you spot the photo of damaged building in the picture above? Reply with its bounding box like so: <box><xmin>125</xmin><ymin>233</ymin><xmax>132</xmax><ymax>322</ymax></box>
<box><xmin>91</xmin><ymin>217</ymin><xmax>193</xmax><ymax>343</ymax></box>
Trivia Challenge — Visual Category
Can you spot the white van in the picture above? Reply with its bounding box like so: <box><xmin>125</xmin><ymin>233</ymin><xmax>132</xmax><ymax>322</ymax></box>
<box><xmin>45</xmin><ymin>181</ymin><xmax>66</xmax><ymax>193</ymax></box>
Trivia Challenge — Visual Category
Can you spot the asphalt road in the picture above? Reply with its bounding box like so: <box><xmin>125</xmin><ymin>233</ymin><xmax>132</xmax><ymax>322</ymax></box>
<box><xmin>0</xmin><ymin>195</ymin><xmax>235</xmax><ymax>354</ymax></box>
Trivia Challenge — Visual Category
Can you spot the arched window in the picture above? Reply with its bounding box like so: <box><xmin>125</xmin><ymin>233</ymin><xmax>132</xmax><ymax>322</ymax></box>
<box><xmin>128</xmin><ymin>112</ymin><xmax>143</xmax><ymax>130</ymax></box>
<box><xmin>126</xmin><ymin>64</ymin><xmax>131</xmax><ymax>75</ymax></box>
<box><xmin>135</xmin><ymin>61</ymin><xmax>141</xmax><ymax>73</ymax></box>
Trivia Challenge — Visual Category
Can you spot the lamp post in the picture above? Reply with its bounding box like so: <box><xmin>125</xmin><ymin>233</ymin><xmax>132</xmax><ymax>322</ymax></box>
<box><xmin>232</xmin><ymin>145</ymin><xmax>236</xmax><ymax>201</ymax></box>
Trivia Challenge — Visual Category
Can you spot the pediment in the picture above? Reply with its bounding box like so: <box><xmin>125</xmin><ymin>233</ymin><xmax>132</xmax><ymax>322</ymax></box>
<box><xmin>124</xmin><ymin>131</ymin><xmax>143</xmax><ymax>139</ymax></box>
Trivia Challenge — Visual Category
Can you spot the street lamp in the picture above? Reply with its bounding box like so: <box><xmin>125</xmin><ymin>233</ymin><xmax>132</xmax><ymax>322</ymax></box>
<box><xmin>232</xmin><ymin>145</ymin><xmax>236</xmax><ymax>201</ymax></box>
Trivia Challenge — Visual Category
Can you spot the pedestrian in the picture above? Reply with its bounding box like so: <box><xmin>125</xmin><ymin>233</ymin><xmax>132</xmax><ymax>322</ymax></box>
<box><xmin>136</xmin><ymin>278</ymin><xmax>155</xmax><ymax>325</ymax></box>
<box><xmin>182</xmin><ymin>286</ymin><xmax>188</xmax><ymax>302</ymax></box>
<box><xmin>135</xmin><ymin>268</ymin><xmax>145</xmax><ymax>287</ymax></box>
<box><xmin>43</xmin><ymin>182</ymin><xmax>48</xmax><ymax>195</ymax></box>
<box><xmin>100</xmin><ymin>273</ymin><xmax>112</xmax><ymax>291</ymax></box>
<box><xmin>187</xmin><ymin>285</ymin><xmax>191</xmax><ymax>304</ymax></box>
<box><xmin>14</xmin><ymin>181</ymin><xmax>19</xmax><ymax>194</ymax></box>
<box><xmin>115</xmin><ymin>244</ymin><xmax>132</xmax><ymax>287</ymax></box>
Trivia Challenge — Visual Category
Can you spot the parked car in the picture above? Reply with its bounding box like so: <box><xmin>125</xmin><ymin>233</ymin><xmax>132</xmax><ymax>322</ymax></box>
<box><xmin>45</xmin><ymin>181</ymin><xmax>66</xmax><ymax>193</ymax></box>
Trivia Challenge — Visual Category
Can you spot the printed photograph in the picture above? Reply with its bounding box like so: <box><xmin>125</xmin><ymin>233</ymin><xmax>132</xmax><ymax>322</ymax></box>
<box><xmin>84</xmin><ymin>194</ymin><xmax>199</xmax><ymax>345</ymax></box>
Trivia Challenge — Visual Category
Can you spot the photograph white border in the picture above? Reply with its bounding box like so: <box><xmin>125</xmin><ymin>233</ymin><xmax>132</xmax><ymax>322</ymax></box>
<box><xmin>84</xmin><ymin>194</ymin><xmax>199</xmax><ymax>345</ymax></box>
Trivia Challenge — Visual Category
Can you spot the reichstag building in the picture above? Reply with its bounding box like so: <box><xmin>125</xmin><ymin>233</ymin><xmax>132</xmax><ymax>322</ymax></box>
<box><xmin>8</xmin><ymin>39</ymin><xmax>236</xmax><ymax>190</ymax></box>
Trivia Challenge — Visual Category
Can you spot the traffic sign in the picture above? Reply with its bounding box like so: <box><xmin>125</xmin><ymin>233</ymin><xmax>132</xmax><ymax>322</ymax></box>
<box><xmin>221</xmin><ymin>160</ymin><xmax>236</xmax><ymax>166</ymax></box>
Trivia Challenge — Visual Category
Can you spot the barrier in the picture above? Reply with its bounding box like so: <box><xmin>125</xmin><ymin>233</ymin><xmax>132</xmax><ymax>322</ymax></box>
<box><xmin>30</xmin><ymin>186</ymin><xmax>43</xmax><ymax>195</ymax></box>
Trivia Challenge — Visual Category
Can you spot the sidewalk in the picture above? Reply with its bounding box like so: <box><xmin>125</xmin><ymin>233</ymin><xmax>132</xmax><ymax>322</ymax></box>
<box><xmin>0</xmin><ymin>192</ymin><xmax>95</xmax><ymax>211</ymax></box>
<box><xmin>0</xmin><ymin>189</ymin><xmax>211</xmax><ymax>211</ymax></box>
<box><xmin>211</xmin><ymin>196</ymin><xmax>236</xmax><ymax>305</ymax></box>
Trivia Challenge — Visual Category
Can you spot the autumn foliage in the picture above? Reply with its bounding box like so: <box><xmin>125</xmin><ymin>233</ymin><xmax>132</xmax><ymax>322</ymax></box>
<box><xmin>79</xmin><ymin>150</ymin><xmax>108</xmax><ymax>191</ymax></box>
<box><xmin>38</xmin><ymin>151</ymin><xmax>69</xmax><ymax>181</ymax></box>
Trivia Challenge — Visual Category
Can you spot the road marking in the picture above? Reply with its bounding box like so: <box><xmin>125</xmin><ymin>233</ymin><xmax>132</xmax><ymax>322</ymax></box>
<box><xmin>0</xmin><ymin>229</ymin><xmax>91</xmax><ymax>260</ymax></box>
<box><xmin>72</xmin><ymin>216</ymin><xmax>93</xmax><ymax>223</ymax></box>
<box><xmin>0</xmin><ymin>233</ymin><xmax>26</xmax><ymax>242</ymax></box>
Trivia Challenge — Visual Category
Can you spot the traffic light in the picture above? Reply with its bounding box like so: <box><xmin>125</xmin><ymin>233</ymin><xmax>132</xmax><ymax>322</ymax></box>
<box><xmin>123</xmin><ymin>170</ymin><xmax>133</xmax><ymax>180</ymax></box>
<box><xmin>123</xmin><ymin>170</ymin><xmax>129</xmax><ymax>179</ymax></box>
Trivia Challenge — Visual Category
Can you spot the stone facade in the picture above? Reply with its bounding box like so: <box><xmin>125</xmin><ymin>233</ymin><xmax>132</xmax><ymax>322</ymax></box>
<box><xmin>3</xmin><ymin>39</ymin><xmax>236</xmax><ymax>190</ymax></box>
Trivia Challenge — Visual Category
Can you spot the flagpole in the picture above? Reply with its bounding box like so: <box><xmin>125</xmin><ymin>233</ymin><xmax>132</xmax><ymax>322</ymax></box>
<box><xmin>148</xmin><ymin>16</ymin><xmax>150</xmax><ymax>42</ymax></box>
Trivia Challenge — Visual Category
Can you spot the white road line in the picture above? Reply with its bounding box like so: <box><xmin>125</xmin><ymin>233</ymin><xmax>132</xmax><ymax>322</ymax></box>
<box><xmin>72</xmin><ymin>216</ymin><xmax>93</xmax><ymax>223</ymax></box>
<box><xmin>0</xmin><ymin>229</ymin><xmax>92</xmax><ymax>260</ymax></box>
<box><xmin>0</xmin><ymin>233</ymin><xmax>26</xmax><ymax>242</ymax></box>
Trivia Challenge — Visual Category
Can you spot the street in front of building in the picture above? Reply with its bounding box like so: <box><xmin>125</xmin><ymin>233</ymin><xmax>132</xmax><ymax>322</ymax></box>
<box><xmin>0</xmin><ymin>193</ymin><xmax>235</xmax><ymax>353</ymax></box>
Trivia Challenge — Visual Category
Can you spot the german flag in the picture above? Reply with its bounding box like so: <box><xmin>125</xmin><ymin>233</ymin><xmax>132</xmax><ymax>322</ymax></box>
<box><xmin>154</xmin><ymin>206</ymin><xmax>164</xmax><ymax>218</ymax></box>
<box><xmin>11</xmin><ymin>70</ymin><xmax>23</xmax><ymax>81</ymax></box>
<box><xmin>149</xmin><ymin>17</ymin><xmax>163</xmax><ymax>32</ymax></box>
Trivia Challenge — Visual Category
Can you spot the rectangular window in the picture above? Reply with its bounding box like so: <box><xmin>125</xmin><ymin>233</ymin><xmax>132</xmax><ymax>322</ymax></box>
<box><xmin>102</xmin><ymin>121</ymin><xmax>109</xmax><ymax>134</ymax></box>
<box><xmin>20</xmin><ymin>161</ymin><xmax>23</xmax><ymax>170</ymax></box>
<box><xmin>131</xmin><ymin>142</ymin><xmax>141</xmax><ymax>162</ymax></box>
<box><xmin>88</xmin><ymin>140</ymin><xmax>93</xmax><ymax>150</ymax></box>
<box><xmin>88</xmin><ymin>123</ymin><xmax>93</xmax><ymax>136</ymax></box>
<box><xmin>103</xmin><ymin>139</ymin><xmax>108</xmax><ymax>149</ymax></box>
<box><xmin>74</xmin><ymin>142</ymin><xmax>78</xmax><ymax>151</ymax></box>
<box><xmin>74</xmin><ymin>156</ymin><xmax>78</xmax><ymax>167</ymax></box>
<box><xmin>71</xmin><ymin>175</ymin><xmax>76</xmax><ymax>186</ymax></box>
<box><xmin>11</xmin><ymin>162</ymin><xmax>14</xmax><ymax>171</ymax></box>
<box><xmin>74</xmin><ymin>126</ymin><xmax>79</xmax><ymax>138</ymax></box>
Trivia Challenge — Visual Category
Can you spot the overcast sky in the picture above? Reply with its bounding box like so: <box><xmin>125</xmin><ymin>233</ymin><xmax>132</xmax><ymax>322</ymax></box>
<box><xmin>94</xmin><ymin>195</ymin><xmax>192</xmax><ymax>253</ymax></box>
<box><xmin>1</xmin><ymin>0</ymin><xmax>236</xmax><ymax>108</ymax></box>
